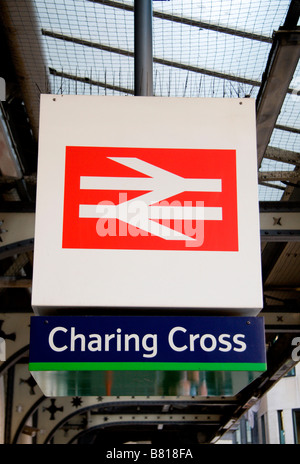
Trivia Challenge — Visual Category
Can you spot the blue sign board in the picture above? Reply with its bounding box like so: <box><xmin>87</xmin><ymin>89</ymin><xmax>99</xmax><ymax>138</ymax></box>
<box><xmin>29</xmin><ymin>316</ymin><xmax>266</xmax><ymax>372</ymax></box>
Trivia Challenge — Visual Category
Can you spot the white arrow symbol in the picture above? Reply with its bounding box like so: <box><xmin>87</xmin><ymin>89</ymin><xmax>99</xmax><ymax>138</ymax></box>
<box><xmin>79</xmin><ymin>157</ymin><xmax>222</xmax><ymax>241</ymax></box>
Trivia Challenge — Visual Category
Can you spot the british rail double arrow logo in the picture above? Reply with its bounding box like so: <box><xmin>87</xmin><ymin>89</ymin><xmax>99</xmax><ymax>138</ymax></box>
<box><xmin>62</xmin><ymin>147</ymin><xmax>238</xmax><ymax>251</ymax></box>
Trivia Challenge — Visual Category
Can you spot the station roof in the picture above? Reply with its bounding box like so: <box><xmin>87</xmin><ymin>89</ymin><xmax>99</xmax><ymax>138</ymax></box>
<box><xmin>0</xmin><ymin>0</ymin><xmax>299</xmax><ymax>445</ymax></box>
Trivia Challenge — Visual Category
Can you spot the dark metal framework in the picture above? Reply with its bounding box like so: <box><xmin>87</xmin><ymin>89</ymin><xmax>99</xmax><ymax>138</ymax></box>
<box><xmin>0</xmin><ymin>0</ymin><xmax>299</xmax><ymax>445</ymax></box>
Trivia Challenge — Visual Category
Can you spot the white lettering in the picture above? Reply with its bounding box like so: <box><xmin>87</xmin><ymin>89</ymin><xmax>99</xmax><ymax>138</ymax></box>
<box><xmin>87</xmin><ymin>334</ymin><xmax>102</xmax><ymax>351</ymax></box>
<box><xmin>70</xmin><ymin>327</ymin><xmax>85</xmax><ymax>352</ymax></box>
<box><xmin>233</xmin><ymin>334</ymin><xmax>246</xmax><ymax>352</ymax></box>
<box><xmin>189</xmin><ymin>333</ymin><xmax>200</xmax><ymax>351</ymax></box>
<box><xmin>291</xmin><ymin>337</ymin><xmax>300</xmax><ymax>362</ymax></box>
<box><xmin>218</xmin><ymin>333</ymin><xmax>232</xmax><ymax>352</ymax></box>
<box><xmin>105</xmin><ymin>333</ymin><xmax>115</xmax><ymax>351</ymax></box>
<box><xmin>200</xmin><ymin>334</ymin><xmax>217</xmax><ymax>352</ymax></box>
<box><xmin>124</xmin><ymin>333</ymin><xmax>139</xmax><ymax>352</ymax></box>
<box><xmin>142</xmin><ymin>334</ymin><xmax>157</xmax><ymax>358</ymax></box>
<box><xmin>48</xmin><ymin>325</ymin><xmax>248</xmax><ymax>358</ymax></box>
<box><xmin>49</xmin><ymin>327</ymin><xmax>68</xmax><ymax>352</ymax></box>
<box><xmin>106</xmin><ymin>449</ymin><xmax>140</xmax><ymax>461</ymax></box>
<box><xmin>168</xmin><ymin>326</ymin><xmax>187</xmax><ymax>352</ymax></box>
<box><xmin>116</xmin><ymin>328</ymin><xmax>122</xmax><ymax>351</ymax></box>
<box><xmin>168</xmin><ymin>328</ymin><xmax>247</xmax><ymax>353</ymax></box>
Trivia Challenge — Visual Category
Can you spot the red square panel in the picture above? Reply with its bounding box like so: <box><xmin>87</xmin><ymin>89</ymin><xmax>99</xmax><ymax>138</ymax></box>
<box><xmin>62</xmin><ymin>147</ymin><xmax>238</xmax><ymax>251</ymax></box>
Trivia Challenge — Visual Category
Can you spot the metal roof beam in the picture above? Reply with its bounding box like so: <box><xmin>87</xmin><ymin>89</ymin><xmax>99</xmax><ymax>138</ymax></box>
<box><xmin>274</xmin><ymin>124</ymin><xmax>300</xmax><ymax>135</ymax></box>
<box><xmin>260</xmin><ymin>201</ymin><xmax>300</xmax><ymax>212</ymax></box>
<box><xmin>283</xmin><ymin>0</ymin><xmax>300</xmax><ymax>28</ymax></box>
<box><xmin>89</xmin><ymin>0</ymin><xmax>272</xmax><ymax>43</ymax></box>
<box><xmin>42</xmin><ymin>30</ymin><xmax>261</xmax><ymax>89</ymax></box>
<box><xmin>260</xmin><ymin>200</ymin><xmax>300</xmax><ymax>242</ymax></box>
<box><xmin>256</xmin><ymin>12</ymin><xmax>300</xmax><ymax>167</ymax></box>
<box><xmin>42</xmin><ymin>29</ymin><xmax>134</xmax><ymax>58</ymax></box>
<box><xmin>264</xmin><ymin>147</ymin><xmax>300</xmax><ymax>166</ymax></box>
<box><xmin>258</xmin><ymin>170</ymin><xmax>300</xmax><ymax>182</ymax></box>
<box><xmin>43</xmin><ymin>30</ymin><xmax>300</xmax><ymax>116</ymax></box>
<box><xmin>49</xmin><ymin>68</ymin><xmax>134</xmax><ymax>95</ymax></box>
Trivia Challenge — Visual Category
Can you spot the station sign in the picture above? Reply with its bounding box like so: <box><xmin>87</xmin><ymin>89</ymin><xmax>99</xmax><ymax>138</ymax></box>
<box><xmin>32</xmin><ymin>96</ymin><xmax>262</xmax><ymax>315</ymax></box>
<box><xmin>29</xmin><ymin>316</ymin><xmax>266</xmax><ymax>372</ymax></box>
<box><xmin>29</xmin><ymin>315</ymin><xmax>266</xmax><ymax>396</ymax></box>
<box><xmin>62</xmin><ymin>146</ymin><xmax>238</xmax><ymax>251</ymax></box>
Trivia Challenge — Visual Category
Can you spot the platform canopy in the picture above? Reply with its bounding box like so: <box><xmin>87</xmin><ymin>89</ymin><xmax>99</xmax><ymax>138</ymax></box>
<box><xmin>0</xmin><ymin>0</ymin><xmax>299</xmax><ymax>446</ymax></box>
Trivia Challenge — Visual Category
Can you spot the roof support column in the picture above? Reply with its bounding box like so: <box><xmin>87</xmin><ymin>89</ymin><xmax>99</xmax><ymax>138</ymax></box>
<box><xmin>134</xmin><ymin>0</ymin><xmax>153</xmax><ymax>96</ymax></box>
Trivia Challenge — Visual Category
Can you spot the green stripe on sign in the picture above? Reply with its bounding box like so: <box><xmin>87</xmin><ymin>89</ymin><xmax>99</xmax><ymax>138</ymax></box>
<box><xmin>29</xmin><ymin>362</ymin><xmax>267</xmax><ymax>372</ymax></box>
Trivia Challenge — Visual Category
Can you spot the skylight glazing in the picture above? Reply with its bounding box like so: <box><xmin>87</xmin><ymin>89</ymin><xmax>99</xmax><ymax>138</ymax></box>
<box><xmin>11</xmin><ymin>0</ymin><xmax>300</xmax><ymax>201</ymax></box>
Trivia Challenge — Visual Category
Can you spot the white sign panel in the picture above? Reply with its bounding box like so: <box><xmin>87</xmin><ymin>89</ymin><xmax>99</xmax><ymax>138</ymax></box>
<box><xmin>32</xmin><ymin>96</ymin><xmax>262</xmax><ymax>315</ymax></box>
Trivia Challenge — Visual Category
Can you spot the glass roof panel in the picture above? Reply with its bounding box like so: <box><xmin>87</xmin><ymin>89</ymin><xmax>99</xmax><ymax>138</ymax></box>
<box><xmin>28</xmin><ymin>0</ymin><xmax>300</xmax><ymax>202</ymax></box>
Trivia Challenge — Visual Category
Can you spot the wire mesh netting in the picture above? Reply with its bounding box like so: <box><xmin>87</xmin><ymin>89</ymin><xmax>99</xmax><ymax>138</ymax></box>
<box><xmin>2</xmin><ymin>0</ymin><xmax>299</xmax><ymax>201</ymax></box>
